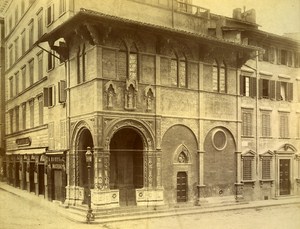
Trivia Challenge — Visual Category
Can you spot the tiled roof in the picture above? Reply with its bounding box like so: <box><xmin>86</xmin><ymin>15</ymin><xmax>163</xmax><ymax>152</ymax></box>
<box><xmin>80</xmin><ymin>8</ymin><xmax>259</xmax><ymax>50</ymax></box>
<box><xmin>40</xmin><ymin>8</ymin><xmax>260</xmax><ymax>51</ymax></box>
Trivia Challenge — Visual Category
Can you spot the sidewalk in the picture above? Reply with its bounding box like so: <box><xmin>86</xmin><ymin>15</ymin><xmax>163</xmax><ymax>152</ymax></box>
<box><xmin>1</xmin><ymin>181</ymin><xmax>300</xmax><ymax>224</ymax></box>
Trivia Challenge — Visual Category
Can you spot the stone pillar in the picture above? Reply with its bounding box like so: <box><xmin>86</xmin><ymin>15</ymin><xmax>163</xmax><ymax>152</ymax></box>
<box><xmin>65</xmin><ymin>150</ymin><xmax>78</xmax><ymax>205</ymax></box>
<box><xmin>235</xmin><ymin>151</ymin><xmax>244</xmax><ymax>201</ymax></box>
<box><xmin>93</xmin><ymin>148</ymin><xmax>110</xmax><ymax>190</ymax></box>
<box><xmin>197</xmin><ymin>150</ymin><xmax>207</xmax><ymax>205</ymax></box>
<box><xmin>156</xmin><ymin>149</ymin><xmax>162</xmax><ymax>188</ymax></box>
<box><xmin>147</xmin><ymin>151</ymin><xmax>154</xmax><ymax>188</ymax></box>
<box><xmin>91</xmin><ymin>149</ymin><xmax>119</xmax><ymax>209</ymax></box>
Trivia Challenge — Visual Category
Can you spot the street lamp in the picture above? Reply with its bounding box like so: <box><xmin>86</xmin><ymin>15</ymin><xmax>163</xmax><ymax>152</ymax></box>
<box><xmin>85</xmin><ymin>147</ymin><xmax>94</xmax><ymax>223</ymax></box>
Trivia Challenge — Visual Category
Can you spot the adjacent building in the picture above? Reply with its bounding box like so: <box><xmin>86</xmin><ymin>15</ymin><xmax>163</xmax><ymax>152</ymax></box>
<box><xmin>2</xmin><ymin>0</ymin><xmax>300</xmax><ymax>210</ymax></box>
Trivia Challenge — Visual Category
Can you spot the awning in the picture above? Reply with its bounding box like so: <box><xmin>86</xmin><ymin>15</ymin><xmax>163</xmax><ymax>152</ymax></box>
<box><xmin>6</xmin><ymin>148</ymin><xmax>47</xmax><ymax>155</ymax></box>
<box><xmin>45</xmin><ymin>149</ymin><xmax>68</xmax><ymax>156</ymax></box>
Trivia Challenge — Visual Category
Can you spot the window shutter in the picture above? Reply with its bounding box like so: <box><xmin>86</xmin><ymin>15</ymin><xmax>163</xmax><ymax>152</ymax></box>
<box><xmin>269</xmin><ymin>47</ymin><xmax>275</xmax><ymax>63</ymax></box>
<box><xmin>258</xmin><ymin>79</ymin><xmax>263</xmax><ymax>99</ymax></box>
<box><xmin>269</xmin><ymin>80</ymin><xmax>276</xmax><ymax>100</ymax></box>
<box><xmin>250</xmin><ymin>77</ymin><xmax>257</xmax><ymax>98</ymax></box>
<box><xmin>43</xmin><ymin>87</ymin><xmax>49</xmax><ymax>107</ymax></box>
<box><xmin>287</xmin><ymin>82</ymin><xmax>293</xmax><ymax>101</ymax></box>
<box><xmin>276</xmin><ymin>81</ymin><xmax>281</xmax><ymax>100</ymax></box>
<box><xmin>258</xmin><ymin>50</ymin><xmax>263</xmax><ymax>61</ymax></box>
<box><xmin>287</xmin><ymin>51</ymin><xmax>292</xmax><ymax>67</ymax></box>
<box><xmin>277</xmin><ymin>48</ymin><xmax>281</xmax><ymax>64</ymax></box>
<box><xmin>58</xmin><ymin>80</ymin><xmax>66</xmax><ymax>103</ymax></box>
<box><xmin>240</xmin><ymin>75</ymin><xmax>245</xmax><ymax>95</ymax></box>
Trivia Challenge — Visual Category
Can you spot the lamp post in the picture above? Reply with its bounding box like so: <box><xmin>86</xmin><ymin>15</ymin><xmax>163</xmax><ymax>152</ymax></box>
<box><xmin>85</xmin><ymin>147</ymin><xmax>94</xmax><ymax>223</ymax></box>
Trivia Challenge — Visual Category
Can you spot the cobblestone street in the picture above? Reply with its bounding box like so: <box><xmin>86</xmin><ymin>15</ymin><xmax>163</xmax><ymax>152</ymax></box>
<box><xmin>1</xmin><ymin>188</ymin><xmax>300</xmax><ymax>229</ymax></box>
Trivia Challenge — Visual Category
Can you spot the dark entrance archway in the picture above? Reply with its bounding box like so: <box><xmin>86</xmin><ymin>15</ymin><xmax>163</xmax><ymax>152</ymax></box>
<box><xmin>77</xmin><ymin>128</ymin><xmax>94</xmax><ymax>204</ymax></box>
<box><xmin>109</xmin><ymin>128</ymin><xmax>144</xmax><ymax>206</ymax></box>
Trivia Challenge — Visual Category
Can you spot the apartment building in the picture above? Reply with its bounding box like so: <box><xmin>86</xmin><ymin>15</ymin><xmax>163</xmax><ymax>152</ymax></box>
<box><xmin>2</xmin><ymin>0</ymin><xmax>299</xmax><ymax>211</ymax></box>
<box><xmin>0</xmin><ymin>16</ymin><xmax>5</xmax><ymax>181</ymax></box>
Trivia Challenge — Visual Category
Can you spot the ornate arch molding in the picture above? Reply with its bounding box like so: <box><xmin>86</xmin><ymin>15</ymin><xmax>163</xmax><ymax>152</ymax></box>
<box><xmin>71</xmin><ymin>120</ymin><xmax>94</xmax><ymax>152</ymax></box>
<box><xmin>276</xmin><ymin>143</ymin><xmax>297</xmax><ymax>153</ymax></box>
<box><xmin>173</xmin><ymin>144</ymin><xmax>192</xmax><ymax>164</ymax></box>
<box><xmin>104</xmin><ymin>118</ymin><xmax>155</xmax><ymax>151</ymax></box>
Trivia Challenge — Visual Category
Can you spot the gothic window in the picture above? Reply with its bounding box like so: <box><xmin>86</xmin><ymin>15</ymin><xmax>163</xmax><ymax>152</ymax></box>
<box><xmin>213</xmin><ymin>60</ymin><xmax>227</xmax><ymax>93</ymax></box>
<box><xmin>129</xmin><ymin>43</ymin><xmax>138</xmax><ymax>81</ymax></box>
<box><xmin>170</xmin><ymin>56</ymin><xmax>178</xmax><ymax>86</ymax></box>
<box><xmin>77</xmin><ymin>45</ymin><xmax>86</xmax><ymax>84</ymax></box>
<box><xmin>179</xmin><ymin>58</ymin><xmax>187</xmax><ymax>87</ymax></box>
<box><xmin>219</xmin><ymin>62</ymin><xmax>226</xmax><ymax>93</ymax></box>
<box><xmin>117</xmin><ymin>42</ymin><xmax>128</xmax><ymax>80</ymax></box>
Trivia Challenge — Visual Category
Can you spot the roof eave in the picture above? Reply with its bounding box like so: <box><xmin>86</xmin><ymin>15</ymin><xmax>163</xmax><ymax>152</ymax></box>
<box><xmin>38</xmin><ymin>8</ymin><xmax>259</xmax><ymax>52</ymax></box>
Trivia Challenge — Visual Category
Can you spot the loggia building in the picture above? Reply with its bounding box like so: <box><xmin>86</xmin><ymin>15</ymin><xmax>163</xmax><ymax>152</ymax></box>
<box><xmin>2</xmin><ymin>0</ymin><xmax>300</xmax><ymax>210</ymax></box>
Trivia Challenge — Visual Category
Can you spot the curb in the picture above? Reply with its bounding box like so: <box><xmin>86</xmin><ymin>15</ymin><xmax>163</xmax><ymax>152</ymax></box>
<box><xmin>1</xmin><ymin>182</ymin><xmax>300</xmax><ymax>224</ymax></box>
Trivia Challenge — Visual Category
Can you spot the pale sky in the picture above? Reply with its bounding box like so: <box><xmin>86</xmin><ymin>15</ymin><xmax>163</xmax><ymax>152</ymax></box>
<box><xmin>193</xmin><ymin>0</ymin><xmax>300</xmax><ymax>35</ymax></box>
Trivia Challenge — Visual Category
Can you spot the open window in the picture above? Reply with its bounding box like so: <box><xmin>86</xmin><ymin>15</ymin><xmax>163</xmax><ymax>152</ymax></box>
<box><xmin>276</xmin><ymin>81</ymin><xmax>293</xmax><ymax>101</ymax></box>
<box><xmin>43</xmin><ymin>85</ymin><xmax>55</xmax><ymax>107</ymax></box>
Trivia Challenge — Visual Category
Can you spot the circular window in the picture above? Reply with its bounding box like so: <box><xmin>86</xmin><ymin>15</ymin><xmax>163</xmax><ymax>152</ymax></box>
<box><xmin>212</xmin><ymin>129</ymin><xmax>227</xmax><ymax>151</ymax></box>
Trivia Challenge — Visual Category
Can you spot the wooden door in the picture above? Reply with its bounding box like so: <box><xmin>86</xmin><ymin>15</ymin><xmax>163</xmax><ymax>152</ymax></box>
<box><xmin>53</xmin><ymin>170</ymin><xmax>62</xmax><ymax>201</ymax></box>
<box><xmin>279</xmin><ymin>159</ymin><xmax>290</xmax><ymax>195</ymax></box>
<box><xmin>177</xmin><ymin>172</ymin><xmax>188</xmax><ymax>202</ymax></box>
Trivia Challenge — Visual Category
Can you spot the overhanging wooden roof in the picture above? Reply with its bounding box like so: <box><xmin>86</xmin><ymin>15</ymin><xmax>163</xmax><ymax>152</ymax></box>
<box><xmin>39</xmin><ymin>8</ymin><xmax>260</xmax><ymax>52</ymax></box>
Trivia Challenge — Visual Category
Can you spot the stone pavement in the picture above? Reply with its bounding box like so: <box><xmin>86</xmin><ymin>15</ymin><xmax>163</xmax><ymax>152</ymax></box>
<box><xmin>1</xmin><ymin>181</ymin><xmax>300</xmax><ymax>224</ymax></box>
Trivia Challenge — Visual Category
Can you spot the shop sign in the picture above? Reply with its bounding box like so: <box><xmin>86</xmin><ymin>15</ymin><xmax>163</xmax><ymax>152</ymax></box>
<box><xmin>16</xmin><ymin>137</ymin><xmax>31</xmax><ymax>147</ymax></box>
<box><xmin>52</xmin><ymin>164</ymin><xmax>63</xmax><ymax>169</ymax></box>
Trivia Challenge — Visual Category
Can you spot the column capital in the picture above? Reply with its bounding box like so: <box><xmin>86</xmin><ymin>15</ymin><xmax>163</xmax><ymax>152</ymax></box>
<box><xmin>235</xmin><ymin>151</ymin><xmax>242</xmax><ymax>154</ymax></box>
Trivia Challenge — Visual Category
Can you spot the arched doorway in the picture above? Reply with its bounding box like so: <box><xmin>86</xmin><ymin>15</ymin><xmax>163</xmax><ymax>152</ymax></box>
<box><xmin>109</xmin><ymin>128</ymin><xmax>143</xmax><ymax>206</ymax></box>
<box><xmin>77</xmin><ymin>128</ymin><xmax>94</xmax><ymax>204</ymax></box>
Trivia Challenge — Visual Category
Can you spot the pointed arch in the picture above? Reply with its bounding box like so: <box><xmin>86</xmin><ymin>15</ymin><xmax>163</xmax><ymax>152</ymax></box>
<box><xmin>173</xmin><ymin>144</ymin><xmax>191</xmax><ymax>163</ymax></box>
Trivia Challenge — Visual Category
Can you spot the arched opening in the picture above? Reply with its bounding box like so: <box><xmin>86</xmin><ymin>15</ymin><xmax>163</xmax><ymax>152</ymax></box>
<box><xmin>109</xmin><ymin>128</ymin><xmax>143</xmax><ymax>206</ymax></box>
<box><xmin>77</xmin><ymin>128</ymin><xmax>94</xmax><ymax>204</ymax></box>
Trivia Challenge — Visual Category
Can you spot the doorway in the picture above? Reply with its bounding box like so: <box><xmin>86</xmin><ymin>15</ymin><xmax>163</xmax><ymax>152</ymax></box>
<box><xmin>279</xmin><ymin>159</ymin><xmax>290</xmax><ymax>195</ymax></box>
<box><xmin>177</xmin><ymin>172</ymin><xmax>188</xmax><ymax>202</ymax></box>
<box><xmin>38</xmin><ymin>164</ymin><xmax>45</xmax><ymax>195</ymax></box>
<box><xmin>53</xmin><ymin>170</ymin><xmax>63</xmax><ymax>201</ymax></box>
<box><xmin>29</xmin><ymin>162</ymin><xmax>35</xmax><ymax>193</ymax></box>
<box><xmin>110</xmin><ymin>128</ymin><xmax>144</xmax><ymax>206</ymax></box>
<box><xmin>77</xmin><ymin>128</ymin><xmax>94</xmax><ymax>204</ymax></box>
<box><xmin>15</xmin><ymin>162</ymin><xmax>20</xmax><ymax>188</ymax></box>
